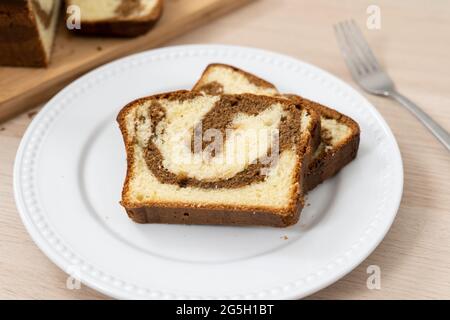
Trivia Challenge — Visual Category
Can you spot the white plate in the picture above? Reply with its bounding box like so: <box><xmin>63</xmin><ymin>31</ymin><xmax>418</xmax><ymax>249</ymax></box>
<box><xmin>14</xmin><ymin>45</ymin><xmax>403</xmax><ymax>300</ymax></box>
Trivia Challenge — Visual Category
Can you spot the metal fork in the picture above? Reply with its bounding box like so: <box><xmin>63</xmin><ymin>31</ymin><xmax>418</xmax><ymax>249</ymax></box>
<box><xmin>334</xmin><ymin>20</ymin><xmax>450</xmax><ymax>151</ymax></box>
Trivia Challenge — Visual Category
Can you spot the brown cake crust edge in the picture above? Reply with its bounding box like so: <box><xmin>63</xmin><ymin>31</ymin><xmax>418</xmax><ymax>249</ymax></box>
<box><xmin>66</xmin><ymin>0</ymin><xmax>163</xmax><ymax>37</ymax></box>
<box><xmin>117</xmin><ymin>90</ymin><xmax>313</xmax><ymax>227</ymax></box>
<box><xmin>0</xmin><ymin>0</ymin><xmax>49</xmax><ymax>67</ymax></box>
<box><xmin>303</xmin><ymin>101</ymin><xmax>360</xmax><ymax>191</ymax></box>
<box><xmin>193</xmin><ymin>63</ymin><xmax>278</xmax><ymax>90</ymax></box>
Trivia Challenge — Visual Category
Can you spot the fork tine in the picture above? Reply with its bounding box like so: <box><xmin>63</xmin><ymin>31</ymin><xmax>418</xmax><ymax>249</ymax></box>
<box><xmin>334</xmin><ymin>22</ymin><xmax>365</xmax><ymax>79</ymax></box>
<box><xmin>340</xmin><ymin>21</ymin><xmax>371</xmax><ymax>74</ymax></box>
<box><xmin>346</xmin><ymin>20</ymin><xmax>382</xmax><ymax>71</ymax></box>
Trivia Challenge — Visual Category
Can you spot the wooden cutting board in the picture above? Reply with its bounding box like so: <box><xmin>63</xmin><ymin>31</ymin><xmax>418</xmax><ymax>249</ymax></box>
<box><xmin>0</xmin><ymin>0</ymin><xmax>253</xmax><ymax>123</ymax></box>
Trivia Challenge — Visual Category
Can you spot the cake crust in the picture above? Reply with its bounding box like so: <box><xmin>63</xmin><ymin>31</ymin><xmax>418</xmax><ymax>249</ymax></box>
<box><xmin>66</xmin><ymin>0</ymin><xmax>163</xmax><ymax>37</ymax></box>
<box><xmin>126</xmin><ymin>205</ymin><xmax>300</xmax><ymax>227</ymax></box>
<box><xmin>298</xmin><ymin>99</ymin><xmax>360</xmax><ymax>191</ymax></box>
<box><xmin>194</xmin><ymin>63</ymin><xmax>278</xmax><ymax>93</ymax></box>
<box><xmin>117</xmin><ymin>90</ymin><xmax>314</xmax><ymax>227</ymax></box>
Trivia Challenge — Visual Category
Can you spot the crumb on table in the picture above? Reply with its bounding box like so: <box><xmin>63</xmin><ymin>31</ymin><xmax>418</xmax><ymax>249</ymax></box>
<box><xmin>27</xmin><ymin>110</ymin><xmax>38</xmax><ymax>119</ymax></box>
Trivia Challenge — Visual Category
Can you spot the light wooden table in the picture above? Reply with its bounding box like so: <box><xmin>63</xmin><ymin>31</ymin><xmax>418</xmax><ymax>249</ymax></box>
<box><xmin>1</xmin><ymin>0</ymin><xmax>449</xmax><ymax>299</ymax></box>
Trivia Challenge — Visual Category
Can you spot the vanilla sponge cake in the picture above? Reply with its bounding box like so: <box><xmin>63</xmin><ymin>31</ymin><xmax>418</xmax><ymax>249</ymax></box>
<box><xmin>66</xmin><ymin>0</ymin><xmax>163</xmax><ymax>37</ymax></box>
<box><xmin>0</xmin><ymin>0</ymin><xmax>61</xmax><ymax>67</ymax></box>
<box><xmin>117</xmin><ymin>91</ymin><xmax>316</xmax><ymax>227</ymax></box>
<box><xmin>193</xmin><ymin>63</ymin><xmax>360</xmax><ymax>191</ymax></box>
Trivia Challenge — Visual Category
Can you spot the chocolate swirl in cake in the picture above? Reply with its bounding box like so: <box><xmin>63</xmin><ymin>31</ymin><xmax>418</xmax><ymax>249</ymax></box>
<box><xmin>31</xmin><ymin>0</ymin><xmax>55</xmax><ymax>28</ymax></box>
<box><xmin>115</xmin><ymin>0</ymin><xmax>143</xmax><ymax>17</ymax></box>
<box><xmin>196</xmin><ymin>81</ymin><xmax>224</xmax><ymax>95</ymax></box>
<box><xmin>142</xmin><ymin>93</ymin><xmax>304</xmax><ymax>189</ymax></box>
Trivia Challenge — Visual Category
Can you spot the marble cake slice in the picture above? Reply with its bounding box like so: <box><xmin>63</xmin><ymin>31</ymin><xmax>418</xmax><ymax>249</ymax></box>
<box><xmin>117</xmin><ymin>91</ymin><xmax>317</xmax><ymax>227</ymax></box>
<box><xmin>193</xmin><ymin>63</ymin><xmax>360</xmax><ymax>191</ymax></box>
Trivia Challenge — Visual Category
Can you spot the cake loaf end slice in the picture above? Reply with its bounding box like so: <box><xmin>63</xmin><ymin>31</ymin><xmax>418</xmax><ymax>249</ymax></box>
<box><xmin>66</xmin><ymin>0</ymin><xmax>163</xmax><ymax>37</ymax></box>
<box><xmin>0</xmin><ymin>0</ymin><xmax>61</xmax><ymax>67</ymax></box>
<box><xmin>117</xmin><ymin>91</ymin><xmax>314</xmax><ymax>227</ymax></box>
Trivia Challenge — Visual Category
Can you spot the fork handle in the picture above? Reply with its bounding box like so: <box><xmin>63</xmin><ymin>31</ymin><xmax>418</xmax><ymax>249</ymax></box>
<box><xmin>389</xmin><ymin>91</ymin><xmax>450</xmax><ymax>151</ymax></box>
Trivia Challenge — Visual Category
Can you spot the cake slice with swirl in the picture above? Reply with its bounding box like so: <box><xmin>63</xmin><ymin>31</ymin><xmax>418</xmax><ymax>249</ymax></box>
<box><xmin>193</xmin><ymin>64</ymin><xmax>360</xmax><ymax>191</ymax></box>
<box><xmin>66</xmin><ymin>0</ymin><xmax>163</xmax><ymax>37</ymax></box>
<box><xmin>117</xmin><ymin>91</ymin><xmax>318</xmax><ymax>227</ymax></box>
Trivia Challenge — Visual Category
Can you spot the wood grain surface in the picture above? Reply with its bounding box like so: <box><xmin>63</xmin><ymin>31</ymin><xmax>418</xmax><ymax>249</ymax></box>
<box><xmin>0</xmin><ymin>0</ymin><xmax>253</xmax><ymax>122</ymax></box>
<box><xmin>0</xmin><ymin>0</ymin><xmax>449</xmax><ymax>299</ymax></box>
